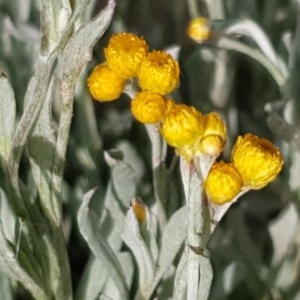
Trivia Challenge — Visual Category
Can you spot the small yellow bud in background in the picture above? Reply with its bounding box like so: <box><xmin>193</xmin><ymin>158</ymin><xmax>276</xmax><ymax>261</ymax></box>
<box><xmin>87</xmin><ymin>64</ymin><xmax>124</xmax><ymax>101</ymax></box>
<box><xmin>131</xmin><ymin>91</ymin><xmax>166</xmax><ymax>124</ymax></box>
<box><xmin>160</xmin><ymin>104</ymin><xmax>203</xmax><ymax>148</ymax></box>
<box><xmin>138</xmin><ymin>50</ymin><xmax>180</xmax><ymax>95</ymax></box>
<box><xmin>131</xmin><ymin>197</ymin><xmax>147</xmax><ymax>225</ymax></box>
<box><xmin>205</xmin><ymin>162</ymin><xmax>242</xmax><ymax>205</ymax></box>
<box><xmin>187</xmin><ymin>17</ymin><xmax>211</xmax><ymax>43</ymax></box>
<box><xmin>105</xmin><ymin>32</ymin><xmax>148</xmax><ymax>79</ymax></box>
<box><xmin>231</xmin><ymin>134</ymin><xmax>283</xmax><ymax>189</ymax></box>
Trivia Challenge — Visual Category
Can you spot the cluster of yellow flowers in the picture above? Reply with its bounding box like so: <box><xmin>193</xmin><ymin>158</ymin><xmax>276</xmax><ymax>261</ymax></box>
<box><xmin>205</xmin><ymin>134</ymin><xmax>283</xmax><ymax>205</ymax></box>
<box><xmin>87</xmin><ymin>32</ymin><xmax>283</xmax><ymax>208</ymax></box>
<box><xmin>87</xmin><ymin>32</ymin><xmax>179</xmax><ymax>101</ymax></box>
<box><xmin>87</xmin><ymin>32</ymin><xmax>226</xmax><ymax>158</ymax></box>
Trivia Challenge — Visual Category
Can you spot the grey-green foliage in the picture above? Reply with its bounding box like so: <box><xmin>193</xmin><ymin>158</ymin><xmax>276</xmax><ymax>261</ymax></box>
<box><xmin>0</xmin><ymin>0</ymin><xmax>116</xmax><ymax>299</ymax></box>
<box><xmin>0</xmin><ymin>0</ymin><xmax>300</xmax><ymax>299</ymax></box>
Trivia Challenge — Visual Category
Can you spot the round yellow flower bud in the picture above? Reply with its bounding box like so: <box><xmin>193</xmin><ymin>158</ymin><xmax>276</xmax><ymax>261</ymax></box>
<box><xmin>160</xmin><ymin>104</ymin><xmax>203</xmax><ymax>148</ymax></box>
<box><xmin>197</xmin><ymin>135</ymin><xmax>224</xmax><ymax>156</ymax></box>
<box><xmin>131</xmin><ymin>91</ymin><xmax>166</xmax><ymax>124</ymax></box>
<box><xmin>138</xmin><ymin>50</ymin><xmax>180</xmax><ymax>95</ymax></box>
<box><xmin>196</xmin><ymin>112</ymin><xmax>227</xmax><ymax>156</ymax></box>
<box><xmin>205</xmin><ymin>162</ymin><xmax>242</xmax><ymax>205</ymax></box>
<box><xmin>104</xmin><ymin>32</ymin><xmax>148</xmax><ymax>79</ymax></box>
<box><xmin>231</xmin><ymin>134</ymin><xmax>283</xmax><ymax>189</ymax></box>
<box><xmin>187</xmin><ymin>17</ymin><xmax>212</xmax><ymax>43</ymax></box>
<box><xmin>202</xmin><ymin>112</ymin><xmax>227</xmax><ymax>140</ymax></box>
<box><xmin>87</xmin><ymin>64</ymin><xmax>124</xmax><ymax>101</ymax></box>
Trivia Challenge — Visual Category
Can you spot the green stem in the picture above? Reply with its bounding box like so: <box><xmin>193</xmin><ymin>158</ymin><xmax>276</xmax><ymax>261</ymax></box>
<box><xmin>180</xmin><ymin>158</ymin><xmax>213</xmax><ymax>299</ymax></box>
<box><xmin>204</xmin><ymin>0</ymin><xmax>225</xmax><ymax>19</ymax></box>
<box><xmin>187</xmin><ymin>0</ymin><xmax>200</xmax><ymax>18</ymax></box>
<box><xmin>51</xmin><ymin>76</ymin><xmax>75</xmax><ymax>225</ymax></box>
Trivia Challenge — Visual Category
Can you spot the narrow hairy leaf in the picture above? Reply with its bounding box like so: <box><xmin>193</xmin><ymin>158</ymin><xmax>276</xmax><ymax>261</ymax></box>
<box><xmin>75</xmin><ymin>256</ymin><xmax>108</xmax><ymax>300</ymax></box>
<box><xmin>0</xmin><ymin>222</ymin><xmax>48</xmax><ymax>300</ymax></box>
<box><xmin>0</xmin><ymin>271</ymin><xmax>13</xmax><ymax>300</ymax></box>
<box><xmin>122</xmin><ymin>209</ymin><xmax>155</xmax><ymax>299</ymax></box>
<box><xmin>173</xmin><ymin>247</ymin><xmax>188</xmax><ymax>300</ymax></box>
<box><xmin>52</xmin><ymin>0</ymin><xmax>116</xmax><ymax>207</ymax></box>
<box><xmin>268</xmin><ymin>203</ymin><xmax>298</xmax><ymax>265</ymax></box>
<box><xmin>62</xmin><ymin>0</ymin><xmax>116</xmax><ymax>76</ymax></box>
<box><xmin>78</xmin><ymin>189</ymin><xmax>129</xmax><ymax>300</ymax></box>
<box><xmin>198</xmin><ymin>255</ymin><xmax>213</xmax><ymax>300</ymax></box>
<box><xmin>101</xmin><ymin>154</ymin><xmax>136</xmax><ymax>250</ymax></box>
<box><xmin>147</xmin><ymin>206</ymin><xmax>187</xmax><ymax>298</ymax></box>
<box><xmin>111</xmin><ymin>162</ymin><xmax>136</xmax><ymax>206</ymax></box>
<box><xmin>28</xmin><ymin>76</ymin><xmax>58</xmax><ymax>224</ymax></box>
<box><xmin>223</xmin><ymin>19</ymin><xmax>282</xmax><ymax>70</ymax></box>
<box><xmin>0</xmin><ymin>75</ymin><xmax>16</xmax><ymax>160</ymax></box>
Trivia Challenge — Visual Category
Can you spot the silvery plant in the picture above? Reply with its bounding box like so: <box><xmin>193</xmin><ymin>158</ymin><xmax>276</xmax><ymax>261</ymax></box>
<box><xmin>0</xmin><ymin>0</ymin><xmax>299</xmax><ymax>300</ymax></box>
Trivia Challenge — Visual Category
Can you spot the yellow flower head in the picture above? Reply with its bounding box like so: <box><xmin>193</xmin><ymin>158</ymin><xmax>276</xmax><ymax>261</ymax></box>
<box><xmin>87</xmin><ymin>64</ymin><xmax>124</xmax><ymax>101</ymax></box>
<box><xmin>160</xmin><ymin>104</ymin><xmax>203</xmax><ymax>148</ymax></box>
<box><xmin>187</xmin><ymin>17</ymin><xmax>212</xmax><ymax>43</ymax></box>
<box><xmin>131</xmin><ymin>91</ymin><xmax>166</xmax><ymax>124</ymax></box>
<box><xmin>205</xmin><ymin>162</ymin><xmax>242</xmax><ymax>205</ymax></box>
<box><xmin>197</xmin><ymin>112</ymin><xmax>227</xmax><ymax>156</ymax></box>
<box><xmin>138</xmin><ymin>50</ymin><xmax>180</xmax><ymax>95</ymax></box>
<box><xmin>231</xmin><ymin>134</ymin><xmax>283</xmax><ymax>189</ymax></box>
<box><xmin>104</xmin><ymin>32</ymin><xmax>148</xmax><ymax>79</ymax></box>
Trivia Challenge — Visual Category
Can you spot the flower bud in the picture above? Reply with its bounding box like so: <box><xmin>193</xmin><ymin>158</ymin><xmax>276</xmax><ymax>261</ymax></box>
<box><xmin>138</xmin><ymin>50</ymin><xmax>180</xmax><ymax>95</ymax></box>
<box><xmin>160</xmin><ymin>104</ymin><xmax>203</xmax><ymax>148</ymax></box>
<box><xmin>131</xmin><ymin>198</ymin><xmax>147</xmax><ymax>225</ymax></box>
<box><xmin>231</xmin><ymin>134</ymin><xmax>283</xmax><ymax>189</ymax></box>
<box><xmin>87</xmin><ymin>64</ymin><xmax>124</xmax><ymax>101</ymax></box>
<box><xmin>187</xmin><ymin>17</ymin><xmax>212</xmax><ymax>43</ymax></box>
<box><xmin>205</xmin><ymin>162</ymin><xmax>242</xmax><ymax>205</ymax></box>
<box><xmin>131</xmin><ymin>91</ymin><xmax>166</xmax><ymax>124</ymax></box>
<box><xmin>105</xmin><ymin>32</ymin><xmax>148</xmax><ymax>79</ymax></box>
<box><xmin>202</xmin><ymin>112</ymin><xmax>227</xmax><ymax>140</ymax></box>
<box><xmin>198</xmin><ymin>135</ymin><xmax>224</xmax><ymax>156</ymax></box>
<box><xmin>197</xmin><ymin>112</ymin><xmax>227</xmax><ymax>156</ymax></box>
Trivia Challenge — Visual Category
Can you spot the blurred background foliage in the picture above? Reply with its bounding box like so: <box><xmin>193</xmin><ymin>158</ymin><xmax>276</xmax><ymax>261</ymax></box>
<box><xmin>0</xmin><ymin>0</ymin><xmax>300</xmax><ymax>299</ymax></box>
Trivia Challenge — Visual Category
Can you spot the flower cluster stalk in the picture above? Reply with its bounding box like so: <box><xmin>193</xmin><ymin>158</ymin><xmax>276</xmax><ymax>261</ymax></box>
<box><xmin>180</xmin><ymin>158</ymin><xmax>213</xmax><ymax>299</ymax></box>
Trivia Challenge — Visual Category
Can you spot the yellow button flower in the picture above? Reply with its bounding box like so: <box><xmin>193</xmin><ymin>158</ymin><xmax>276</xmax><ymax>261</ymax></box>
<box><xmin>231</xmin><ymin>134</ymin><xmax>283</xmax><ymax>189</ymax></box>
<box><xmin>205</xmin><ymin>162</ymin><xmax>242</xmax><ymax>205</ymax></box>
<box><xmin>131</xmin><ymin>91</ymin><xmax>166</xmax><ymax>124</ymax></box>
<box><xmin>138</xmin><ymin>50</ymin><xmax>180</xmax><ymax>95</ymax></box>
<box><xmin>187</xmin><ymin>17</ymin><xmax>212</xmax><ymax>43</ymax></box>
<box><xmin>197</xmin><ymin>112</ymin><xmax>227</xmax><ymax>156</ymax></box>
<box><xmin>87</xmin><ymin>64</ymin><xmax>124</xmax><ymax>101</ymax></box>
<box><xmin>160</xmin><ymin>104</ymin><xmax>203</xmax><ymax>148</ymax></box>
<box><xmin>104</xmin><ymin>32</ymin><xmax>148</xmax><ymax>79</ymax></box>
